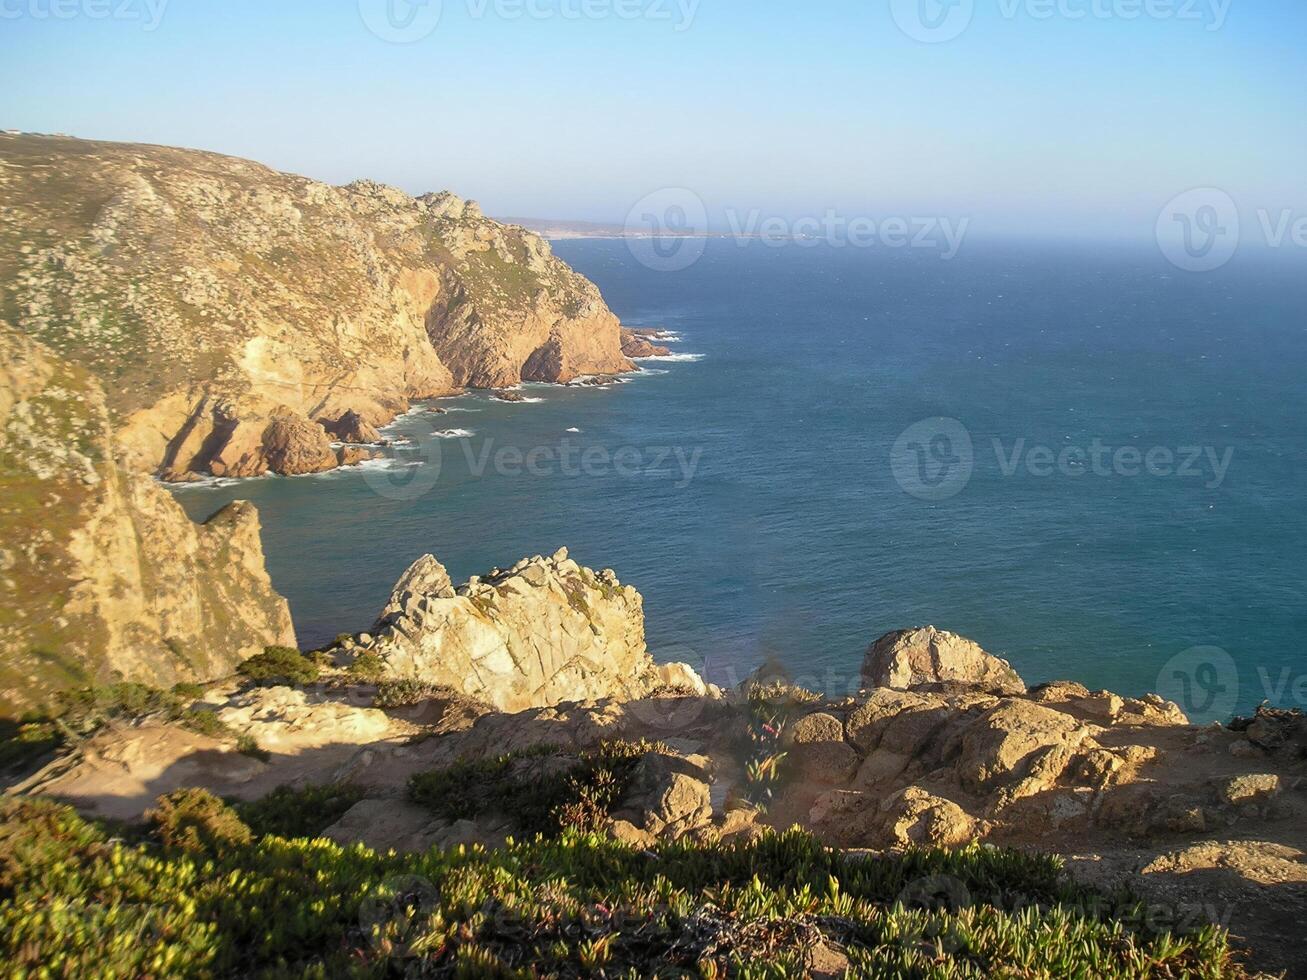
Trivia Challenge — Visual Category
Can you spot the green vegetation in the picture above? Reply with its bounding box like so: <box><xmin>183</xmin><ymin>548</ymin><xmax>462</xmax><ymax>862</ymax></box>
<box><xmin>0</xmin><ymin>682</ymin><xmax>231</xmax><ymax>776</ymax></box>
<box><xmin>373</xmin><ymin>678</ymin><xmax>454</xmax><ymax>708</ymax></box>
<box><xmin>237</xmin><ymin>645</ymin><xmax>320</xmax><ymax>686</ymax></box>
<box><xmin>235</xmin><ymin>734</ymin><xmax>271</xmax><ymax>763</ymax></box>
<box><xmin>408</xmin><ymin>740</ymin><xmax>661</xmax><ymax>837</ymax></box>
<box><xmin>0</xmin><ymin>795</ymin><xmax>1244</xmax><ymax>978</ymax></box>
<box><xmin>347</xmin><ymin>652</ymin><xmax>386</xmax><ymax>684</ymax></box>
<box><xmin>145</xmin><ymin>788</ymin><xmax>253</xmax><ymax>855</ymax></box>
<box><xmin>236</xmin><ymin>782</ymin><xmax>366</xmax><ymax>839</ymax></box>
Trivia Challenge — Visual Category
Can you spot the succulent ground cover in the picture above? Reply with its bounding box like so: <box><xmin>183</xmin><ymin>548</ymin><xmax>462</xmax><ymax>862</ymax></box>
<box><xmin>0</xmin><ymin>789</ymin><xmax>1243</xmax><ymax>978</ymax></box>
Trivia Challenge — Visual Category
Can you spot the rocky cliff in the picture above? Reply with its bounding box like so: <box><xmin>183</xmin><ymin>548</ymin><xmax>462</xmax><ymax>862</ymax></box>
<box><xmin>335</xmin><ymin>548</ymin><xmax>705</xmax><ymax>711</ymax></box>
<box><xmin>0</xmin><ymin>325</ymin><xmax>295</xmax><ymax>715</ymax></box>
<box><xmin>0</xmin><ymin>133</ymin><xmax>633</xmax><ymax>479</ymax></box>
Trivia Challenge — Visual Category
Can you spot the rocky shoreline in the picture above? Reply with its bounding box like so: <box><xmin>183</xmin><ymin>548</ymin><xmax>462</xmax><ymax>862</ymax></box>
<box><xmin>4</xmin><ymin>550</ymin><xmax>1305</xmax><ymax>974</ymax></box>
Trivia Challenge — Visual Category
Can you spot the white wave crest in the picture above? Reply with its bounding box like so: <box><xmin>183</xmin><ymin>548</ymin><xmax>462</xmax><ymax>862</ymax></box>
<box><xmin>633</xmin><ymin>352</ymin><xmax>705</xmax><ymax>363</ymax></box>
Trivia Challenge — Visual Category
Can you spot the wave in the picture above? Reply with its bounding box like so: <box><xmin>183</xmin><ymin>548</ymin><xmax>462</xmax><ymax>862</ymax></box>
<box><xmin>158</xmin><ymin>474</ymin><xmax>262</xmax><ymax>490</ymax></box>
<box><xmin>633</xmin><ymin>352</ymin><xmax>705</xmax><ymax>363</ymax></box>
<box><xmin>566</xmin><ymin>427</ymin><xmax>582</xmax><ymax>433</ymax></box>
<box><xmin>310</xmin><ymin>457</ymin><xmax>426</xmax><ymax>479</ymax></box>
<box><xmin>433</xmin><ymin>428</ymin><xmax>475</xmax><ymax>438</ymax></box>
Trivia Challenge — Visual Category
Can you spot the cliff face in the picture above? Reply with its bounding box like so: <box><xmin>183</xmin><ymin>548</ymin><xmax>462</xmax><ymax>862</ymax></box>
<box><xmin>335</xmin><ymin>548</ymin><xmax>704</xmax><ymax>712</ymax></box>
<box><xmin>0</xmin><ymin>134</ymin><xmax>633</xmax><ymax>478</ymax></box>
<box><xmin>0</xmin><ymin>326</ymin><xmax>295</xmax><ymax>715</ymax></box>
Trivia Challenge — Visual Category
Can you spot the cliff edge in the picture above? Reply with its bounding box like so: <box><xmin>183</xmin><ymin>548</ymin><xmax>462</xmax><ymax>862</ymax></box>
<box><xmin>0</xmin><ymin>133</ymin><xmax>633</xmax><ymax>479</ymax></box>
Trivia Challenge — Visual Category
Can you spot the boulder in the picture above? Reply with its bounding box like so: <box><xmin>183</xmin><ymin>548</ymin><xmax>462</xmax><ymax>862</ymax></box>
<box><xmin>786</xmin><ymin>712</ymin><xmax>860</xmax><ymax>784</ymax></box>
<box><xmin>881</xmin><ymin>787</ymin><xmax>979</xmax><ymax>848</ymax></box>
<box><xmin>957</xmin><ymin>700</ymin><xmax>1094</xmax><ymax>794</ymax></box>
<box><xmin>620</xmin><ymin>752</ymin><xmax>712</xmax><ymax>838</ymax></box>
<box><xmin>845</xmin><ymin>688</ymin><xmax>941</xmax><ymax>753</ymax></box>
<box><xmin>863</xmin><ymin>627</ymin><xmax>1026</xmax><ymax>696</ymax></box>
<box><xmin>620</xmin><ymin>328</ymin><xmax>671</xmax><ymax>358</ymax></box>
<box><xmin>336</xmin><ymin>446</ymin><xmax>376</xmax><ymax>467</ymax></box>
<box><xmin>260</xmin><ymin>414</ymin><xmax>339</xmax><ymax>474</ymax></box>
<box><xmin>319</xmin><ymin>410</ymin><xmax>383</xmax><ymax>445</ymax></box>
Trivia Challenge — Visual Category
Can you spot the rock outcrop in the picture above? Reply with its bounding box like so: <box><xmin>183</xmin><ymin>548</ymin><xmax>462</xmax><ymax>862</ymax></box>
<box><xmin>862</xmin><ymin>626</ymin><xmax>1026</xmax><ymax>695</ymax></box>
<box><xmin>0</xmin><ymin>133</ymin><xmax>634</xmax><ymax>479</ymax></box>
<box><xmin>620</xmin><ymin>328</ymin><xmax>671</xmax><ymax>358</ymax></box>
<box><xmin>0</xmin><ymin>326</ymin><xmax>294</xmax><ymax>714</ymax></box>
<box><xmin>335</xmin><ymin>548</ymin><xmax>705</xmax><ymax>712</ymax></box>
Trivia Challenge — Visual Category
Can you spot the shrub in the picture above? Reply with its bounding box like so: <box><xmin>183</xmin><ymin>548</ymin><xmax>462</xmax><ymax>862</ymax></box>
<box><xmin>170</xmin><ymin>682</ymin><xmax>206</xmax><ymax>700</ymax></box>
<box><xmin>0</xmin><ymin>797</ymin><xmax>1247</xmax><ymax>978</ymax></box>
<box><xmin>373</xmin><ymin>678</ymin><xmax>452</xmax><ymax>708</ymax></box>
<box><xmin>237</xmin><ymin>646</ymin><xmax>319</xmax><ymax>686</ymax></box>
<box><xmin>236</xmin><ymin>735</ymin><xmax>271</xmax><ymax>762</ymax></box>
<box><xmin>179</xmin><ymin>708</ymin><xmax>233</xmax><ymax>739</ymax></box>
<box><xmin>0</xmin><ymin>719</ymin><xmax>61</xmax><ymax>774</ymax></box>
<box><xmin>408</xmin><ymin>739</ymin><xmax>659</xmax><ymax>836</ymax></box>
<box><xmin>145</xmin><ymin>788</ymin><xmax>251</xmax><ymax>855</ymax></box>
<box><xmin>347</xmin><ymin>653</ymin><xmax>386</xmax><ymax>684</ymax></box>
<box><xmin>237</xmin><ymin>782</ymin><xmax>366</xmax><ymax>839</ymax></box>
<box><xmin>53</xmin><ymin>682</ymin><xmax>183</xmax><ymax>737</ymax></box>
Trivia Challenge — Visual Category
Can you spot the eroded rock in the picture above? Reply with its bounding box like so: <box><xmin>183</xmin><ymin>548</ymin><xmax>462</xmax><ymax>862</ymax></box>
<box><xmin>863</xmin><ymin>626</ymin><xmax>1026</xmax><ymax>695</ymax></box>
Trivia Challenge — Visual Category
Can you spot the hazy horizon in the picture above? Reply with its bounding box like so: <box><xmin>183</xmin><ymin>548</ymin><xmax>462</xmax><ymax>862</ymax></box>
<box><xmin>3</xmin><ymin>0</ymin><xmax>1305</xmax><ymax>244</ymax></box>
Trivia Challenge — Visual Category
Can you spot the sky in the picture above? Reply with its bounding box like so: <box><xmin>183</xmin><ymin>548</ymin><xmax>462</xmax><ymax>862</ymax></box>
<box><xmin>1</xmin><ymin>0</ymin><xmax>1305</xmax><ymax>240</ymax></box>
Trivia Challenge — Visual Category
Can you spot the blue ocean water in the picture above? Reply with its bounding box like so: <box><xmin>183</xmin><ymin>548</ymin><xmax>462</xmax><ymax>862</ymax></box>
<box><xmin>174</xmin><ymin>239</ymin><xmax>1307</xmax><ymax>720</ymax></box>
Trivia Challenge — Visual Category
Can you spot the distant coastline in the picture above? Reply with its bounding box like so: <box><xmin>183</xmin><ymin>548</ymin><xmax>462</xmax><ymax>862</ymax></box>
<box><xmin>498</xmin><ymin>216</ymin><xmax>744</xmax><ymax>241</ymax></box>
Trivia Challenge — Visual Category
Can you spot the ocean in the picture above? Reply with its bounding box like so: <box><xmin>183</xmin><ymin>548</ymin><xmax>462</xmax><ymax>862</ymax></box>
<box><xmin>173</xmin><ymin>238</ymin><xmax>1307</xmax><ymax>721</ymax></box>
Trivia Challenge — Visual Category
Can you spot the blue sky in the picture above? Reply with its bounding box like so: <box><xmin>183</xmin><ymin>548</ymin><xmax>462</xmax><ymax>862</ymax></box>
<box><xmin>2</xmin><ymin>0</ymin><xmax>1304</xmax><ymax>239</ymax></box>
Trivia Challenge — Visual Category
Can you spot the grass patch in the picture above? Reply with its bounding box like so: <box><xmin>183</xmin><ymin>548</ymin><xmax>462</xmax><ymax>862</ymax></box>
<box><xmin>235</xmin><ymin>735</ymin><xmax>271</xmax><ymax>763</ymax></box>
<box><xmin>237</xmin><ymin>783</ymin><xmax>366</xmax><ymax>839</ymax></box>
<box><xmin>237</xmin><ymin>646</ymin><xmax>319</xmax><ymax>686</ymax></box>
<box><xmin>372</xmin><ymin>678</ymin><xmax>453</xmax><ymax>709</ymax></box>
<box><xmin>346</xmin><ymin>653</ymin><xmax>386</xmax><ymax>684</ymax></box>
<box><xmin>408</xmin><ymin>740</ymin><xmax>661</xmax><ymax>836</ymax></box>
<box><xmin>0</xmin><ymin>796</ymin><xmax>1246</xmax><ymax>978</ymax></box>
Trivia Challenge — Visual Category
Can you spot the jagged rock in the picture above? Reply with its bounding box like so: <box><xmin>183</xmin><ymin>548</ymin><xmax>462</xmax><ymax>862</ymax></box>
<box><xmin>863</xmin><ymin>627</ymin><xmax>1026</xmax><ymax>696</ymax></box>
<box><xmin>320</xmin><ymin>410</ymin><xmax>382</xmax><ymax>445</ymax></box>
<box><xmin>620</xmin><ymin>328</ymin><xmax>671</xmax><ymax>358</ymax></box>
<box><xmin>346</xmin><ymin>551</ymin><xmax>706</xmax><ymax>711</ymax></box>
<box><xmin>321</xmin><ymin>798</ymin><xmax>444</xmax><ymax>852</ymax></box>
<box><xmin>1235</xmin><ymin>705</ymin><xmax>1307</xmax><ymax>761</ymax></box>
<box><xmin>375</xmin><ymin>555</ymin><xmax>456</xmax><ymax>626</ymax></box>
<box><xmin>808</xmin><ymin>790</ymin><xmax>879</xmax><ymax>846</ymax></box>
<box><xmin>335</xmin><ymin>446</ymin><xmax>376</xmax><ymax>467</ymax></box>
<box><xmin>0</xmin><ymin>327</ymin><xmax>294</xmax><ymax>712</ymax></box>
